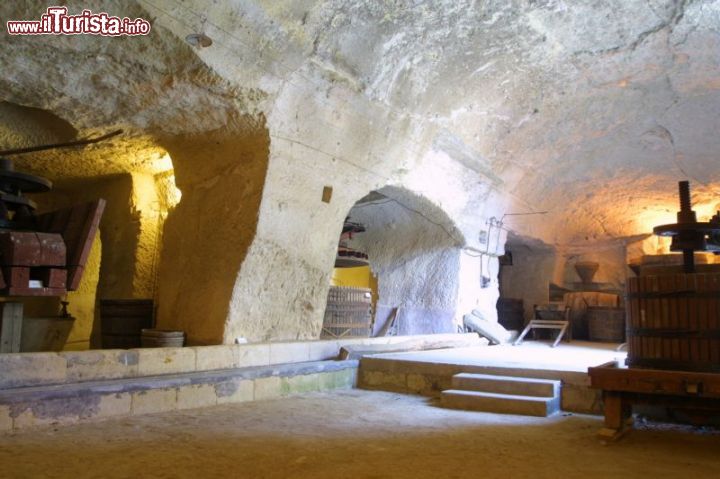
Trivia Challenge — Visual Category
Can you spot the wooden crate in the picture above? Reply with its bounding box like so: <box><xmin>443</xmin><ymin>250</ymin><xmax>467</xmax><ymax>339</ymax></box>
<box><xmin>587</xmin><ymin>306</ymin><xmax>625</xmax><ymax>342</ymax></box>
<box><xmin>99</xmin><ymin>299</ymin><xmax>154</xmax><ymax>349</ymax></box>
<box><xmin>321</xmin><ymin>286</ymin><xmax>372</xmax><ymax>339</ymax></box>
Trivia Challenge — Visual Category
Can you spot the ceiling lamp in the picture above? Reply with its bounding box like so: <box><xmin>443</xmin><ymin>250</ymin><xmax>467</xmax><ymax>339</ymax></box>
<box><xmin>185</xmin><ymin>33</ymin><xmax>212</xmax><ymax>48</ymax></box>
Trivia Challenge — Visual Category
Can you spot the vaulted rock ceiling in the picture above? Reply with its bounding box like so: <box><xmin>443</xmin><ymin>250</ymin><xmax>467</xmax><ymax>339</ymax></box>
<box><xmin>1</xmin><ymin>0</ymin><xmax>719</xmax><ymax>248</ymax></box>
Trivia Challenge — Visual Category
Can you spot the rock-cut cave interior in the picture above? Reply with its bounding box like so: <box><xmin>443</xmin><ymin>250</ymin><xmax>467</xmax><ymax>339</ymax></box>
<box><xmin>1</xmin><ymin>1</ymin><xmax>720</xmax><ymax>478</ymax></box>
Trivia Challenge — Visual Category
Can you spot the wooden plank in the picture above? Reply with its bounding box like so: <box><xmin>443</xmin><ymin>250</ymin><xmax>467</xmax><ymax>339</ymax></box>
<box><xmin>697</xmin><ymin>274</ymin><xmax>709</xmax><ymax>363</ymax></box>
<box><xmin>0</xmin><ymin>302</ymin><xmax>23</xmax><ymax>353</ymax></box>
<box><xmin>375</xmin><ymin>307</ymin><xmax>398</xmax><ymax>337</ymax></box>
<box><xmin>659</xmin><ymin>274</ymin><xmax>671</xmax><ymax>360</ymax></box>
<box><xmin>6</xmin><ymin>287</ymin><xmax>66</xmax><ymax>297</ymax></box>
<box><xmin>676</xmin><ymin>273</ymin><xmax>687</xmax><ymax>362</ymax></box>
<box><xmin>36</xmin><ymin>233</ymin><xmax>67</xmax><ymax>266</ymax></box>
<box><xmin>639</xmin><ymin>276</ymin><xmax>648</xmax><ymax>362</ymax></box>
<box><xmin>38</xmin><ymin>268</ymin><xmax>67</xmax><ymax>289</ymax></box>
<box><xmin>649</xmin><ymin>275</ymin><xmax>658</xmax><ymax>360</ymax></box>
<box><xmin>0</xmin><ymin>231</ymin><xmax>40</xmax><ymax>266</ymax></box>
<box><xmin>629</xmin><ymin>277</ymin><xmax>640</xmax><ymax>361</ymax></box>
<box><xmin>670</xmin><ymin>274</ymin><xmax>679</xmax><ymax>361</ymax></box>
<box><xmin>35</xmin><ymin>207</ymin><xmax>70</xmax><ymax>236</ymax></box>
<box><xmin>589</xmin><ymin>365</ymin><xmax>720</xmax><ymax>396</ymax></box>
<box><xmin>35</xmin><ymin>199</ymin><xmax>105</xmax><ymax>291</ymax></box>
<box><xmin>603</xmin><ymin>391</ymin><xmax>632</xmax><ymax>430</ymax></box>
<box><xmin>709</xmin><ymin>274</ymin><xmax>720</xmax><ymax>365</ymax></box>
<box><xmin>2</xmin><ymin>267</ymin><xmax>29</xmax><ymax>288</ymax></box>
<box><xmin>666</xmin><ymin>274</ymin><xmax>673</xmax><ymax>358</ymax></box>
<box><xmin>650</xmin><ymin>275</ymin><xmax>660</xmax><ymax>360</ymax></box>
<box><xmin>688</xmin><ymin>273</ymin><xmax>699</xmax><ymax>363</ymax></box>
<box><xmin>625</xmin><ymin>278</ymin><xmax>637</xmax><ymax>356</ymax></box>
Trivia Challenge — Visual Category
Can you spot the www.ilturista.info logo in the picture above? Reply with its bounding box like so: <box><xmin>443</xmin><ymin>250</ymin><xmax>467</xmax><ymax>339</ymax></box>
<box><xmin>7</xmin><ymin>6</ymin><xmax>151</xmax><ymax>36</ymax></box>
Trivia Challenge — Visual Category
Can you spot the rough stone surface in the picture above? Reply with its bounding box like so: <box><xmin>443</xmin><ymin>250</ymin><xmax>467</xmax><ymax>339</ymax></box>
<box><xmin>131</xmin><ymin>388</ymin><xmax>177</xmax><ymax>415</ymax></box>
<box><xmin>563</xmin><ymin>384</ymin><xmax>604</xmax><ymax>415</ymax></box>
<box><xmin>308</xmin><ymin>340</ymin><xmax>341</xmax><ymax>361</ymax></box>
<box><xmin>134</xmin><ymin>348</ymin><xmax>196</xmax><ymax>377</ymax></box>
<box><xmin>319</xmin><ymin>369</ymin><xmax>357</xmax><ymax>390</ymax></box>
<box><xmin>281</xmin><ymin>373</ymin><xmax>321</xmax><ymax>396</ymax></box>
<box><xmin>60</xmin><ymin>350</ymin><xmax>138</xmax><ymax>382</ymax></box>
<box><xmin>9</xmin><ymin>395</ymin><xmax>101</xmax><ymax>430</ymax></box>
<box><xmin>0</xmin><ymin>360</ymin><xmax>359</xmax><ymax>430</ymax></box>
<box><xmin>269</xmin><ymin>342</ymin><xmax>311</xmax><ymax>365</ymax></box>
<box><xmin>0</xmin><ymin>336</ymin><xmax>473</xmax><ymax>391</ymax></box>
<box><xmin>194</xmin><ymin>346</ymin><xmax>238</xmax><ymax>372</ymax></box>
<box><xmin>0</xmin><ymin>353</ymin><xmax>66</xmax><ymax>389</ymax></box>
<box><xmin>236</xmin><ymin>344</ymin><xmax>272</xmax><ymax>368</ymax></box>
<box><xmin>3</xmin><ymin>391</ymin><xmax>720</xmax><ymax>478</ymax></box>
<box><xmin>441</xmin><ymin>389</ymin><xmax>559</xmax><ymax>417</ymax></box>
<box><xmin>215</xmin><ymin>379</ymin><xmax>254</xmax><ymax>405</ymax></box>
<box><xmin>0</xmin><ymin>405</ymin><xmax>11</xmax><ymax>432</ymax></box>
<box><xmin>96</xmin><ymin>393</ymin><xmax>132</xmax><ymax>419</ymax></box>
<box><xmin>253</xmin><ymin>376</ymin><xmax>283</xmax><ymax>401</ymax></box>
<box><xmin>177</xmin><ymin>384</ymin><xmax>218</xmax><ymax>410</ymax></box>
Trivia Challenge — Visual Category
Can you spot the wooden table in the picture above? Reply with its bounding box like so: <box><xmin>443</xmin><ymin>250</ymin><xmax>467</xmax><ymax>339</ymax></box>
<box><xmin>588</xmin><ymin>361</ymin><xmax>720</xmax><ymax>440</ymax></box>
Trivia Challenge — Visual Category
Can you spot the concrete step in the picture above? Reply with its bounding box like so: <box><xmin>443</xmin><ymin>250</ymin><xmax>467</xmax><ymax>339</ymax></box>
<box><xmin>441</xmin><ymin>389</ymin><xmax>560</xmax><ymax>417</ymax></box>
<box><xmin>451</xmin><ymin>373</ymin><xmax>560</xmax><ymax>398</ymax></box>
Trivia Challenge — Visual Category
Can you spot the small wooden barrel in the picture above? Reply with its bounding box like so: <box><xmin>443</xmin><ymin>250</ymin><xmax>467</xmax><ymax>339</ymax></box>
<box><xmin>100</xmin><ymin>299</ymin><xmax>154</xmax><ymax>349</ymax></box>
<box><xmin>626</xmin><ymin>273</ymin><xmax>720</xmax><ymax>372</ymax></box>
<box><xmin>141</xmin><ymin>329</ymin><xmax>185</xmax><ymax>348</ymax></box>
<box><xmin>587</xmin><ymin>306</ymin><xmax>625</xmax><ymax>342</ymax></box>
<box><xmin>321</xmin><ymin>286</ymin><xmax>372</xmax><ymax>338</ymax></box>
<box><xmin>496</xmin><ymin>298</ymin><xmax>524</xmax><ymax>331</ymax></box>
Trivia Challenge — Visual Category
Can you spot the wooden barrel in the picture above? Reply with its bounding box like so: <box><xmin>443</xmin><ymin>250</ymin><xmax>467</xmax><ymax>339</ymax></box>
<box><xmin>141</xmin><ymin>329</ymin><xmax>185</xmax><ymax>348</ymax></box>
<box><xmin>100</xmin><ymin>299</ymin><xmax>154</xmax><ymax>349</ymax></box>
<box><xmin>321</xmin><ymin>286</ymin><xmax>372</xmax><ymax>339</ymax></box>
<box><xmin>626</xmin><ymin>273</ymin><xmax>720</xmax><ymax>372</ymax></box>
<box><xmin>587</xmin><ymin>306</ymin><xmax>625</xmax><ymax>342</ymax></box>
<box><xmin>637</xmin><ymin>254</ymin><xmax>717</xmax><ymax>276</ymax></box>
<box><xmin>496</xmin><ymin>298</ymin><xmax>524</xmax><ymax>331</ymax></box>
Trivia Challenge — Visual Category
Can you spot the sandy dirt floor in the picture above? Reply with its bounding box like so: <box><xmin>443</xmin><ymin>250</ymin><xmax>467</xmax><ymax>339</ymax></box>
<box><xmin>1</xmin><ymin>389</ymin><xmax>719</xmax><ymax>479</ymax></box>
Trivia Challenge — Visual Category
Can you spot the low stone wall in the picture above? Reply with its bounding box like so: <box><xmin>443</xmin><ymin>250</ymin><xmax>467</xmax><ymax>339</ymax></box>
<box><xmin>0</xmin><ymin>334</ymin><xmax>480</xmax><ymax>389</ymax></box>
<box><xmin>0</xmin><ymin>333</ymin><xmax>483</xmax><ymax>432</ymax></box>
<box><xmin>0</xmin><ymin>360</ymin><xmax>357</xmax><ymax>432</ymax></box>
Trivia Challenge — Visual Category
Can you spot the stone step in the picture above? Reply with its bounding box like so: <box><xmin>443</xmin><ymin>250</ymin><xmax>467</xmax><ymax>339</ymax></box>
<box><xmin>441</xmin><ymin>389</ymin><xmax>560</xmax><ymax>417</ymax></box>
<box><xmin>451</xmin><ymin>373</ymin><xmax>560</xmax><ymax>398</ymax></box>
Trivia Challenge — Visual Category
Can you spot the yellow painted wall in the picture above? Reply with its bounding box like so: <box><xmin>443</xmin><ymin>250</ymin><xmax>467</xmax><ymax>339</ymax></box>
<box><xmin>331</xmin><ymin>266</ymin><xmax>372</xmax><ymax>288</ymax></box>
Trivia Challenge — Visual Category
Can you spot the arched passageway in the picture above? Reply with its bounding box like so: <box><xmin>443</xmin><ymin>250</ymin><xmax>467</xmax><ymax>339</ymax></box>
<box><xmin>321</xmin><ymin>185</ymin><xmax>497</xmax><ymax>338</ymax></box>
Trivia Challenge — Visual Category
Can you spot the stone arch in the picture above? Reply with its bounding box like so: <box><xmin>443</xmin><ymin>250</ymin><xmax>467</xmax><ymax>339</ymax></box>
<box><xmin>337</xmin><ymin>185</ymin><xmax>468</xmax><ymax>336</ymax></box>
<box><xmin>0</xmin><ymin>100</ymin><xmax>185</xmax><ymax>350</ymax></box>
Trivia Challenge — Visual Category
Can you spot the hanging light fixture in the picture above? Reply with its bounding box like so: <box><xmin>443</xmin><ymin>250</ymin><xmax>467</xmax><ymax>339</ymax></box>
<box><xmin>185</xmin><ymin>15</ymin><xmax>212</xmax><ymax>48</ymax></box>
<box><xmin>185</xmin><ymin>32</ymin><xmax>212</xmax><ymax>48</ymax></box>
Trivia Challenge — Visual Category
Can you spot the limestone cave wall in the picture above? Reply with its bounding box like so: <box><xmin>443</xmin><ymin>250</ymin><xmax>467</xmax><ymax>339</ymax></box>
<box><xmin>154</xmin><ymin>122</ymin><xmax>270</xmax><ymax>345</ymax></box>
<box><xmin>347</xmin><ymin>190</ymin><xmax>463</xmax><ymax>335</ymax></box>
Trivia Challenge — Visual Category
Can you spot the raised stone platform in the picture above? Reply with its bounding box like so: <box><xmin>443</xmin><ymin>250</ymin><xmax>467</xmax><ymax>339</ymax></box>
<box><xmin>358</xmin><ymin>341</ymin><xmax>627</xmax><ymax>414</ymax></box>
